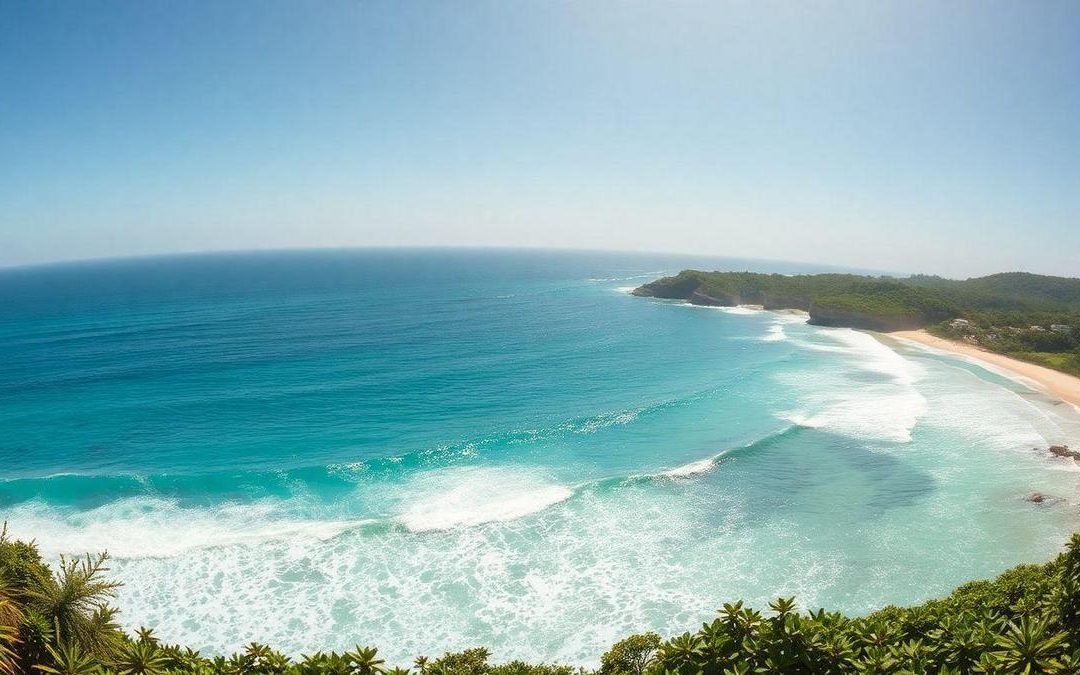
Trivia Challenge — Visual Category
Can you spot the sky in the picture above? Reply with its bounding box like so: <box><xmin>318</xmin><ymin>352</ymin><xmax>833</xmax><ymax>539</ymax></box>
<box><xmin>2</xmin><ymin>1</ymin><xmax>1079</xmax><ymax>277</ymax></box>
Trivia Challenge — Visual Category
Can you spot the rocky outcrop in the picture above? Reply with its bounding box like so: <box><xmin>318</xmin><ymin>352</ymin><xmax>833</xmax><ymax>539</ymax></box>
<box><xmin>1048</xmin><ymin>445</ymin><xmax>1080</xmax><ymax>461</ymax></box>
<box><xmin>1025</xmin><ymin>491</ymin><xmax>1065</xmax><ymax>505</ymax></box>
<box><xmin>631</xmin><ymin>273</ymin><xmax>702</xmax><ymax>299</ymax></box>
<box><xmin>807</xmin><ymin>306</ymin><xmax>925</xmax><ymax>332</ymax></box>
<box><xmin>632</xmin><ymin>274</ymin><xmax>741</xmax><ymax>306</ymax></box>
<box><xmin>688</xmin><ymin>291</ymin><xmax>734</xmax><ymax>307</ymax></box>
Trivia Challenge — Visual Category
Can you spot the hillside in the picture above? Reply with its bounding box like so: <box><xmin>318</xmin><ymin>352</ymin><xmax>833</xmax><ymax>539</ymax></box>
<box><xmin>905</xmin><ymin>272</ymin><xmax>1080</xmax><ymax>309</ymax></box>
<box><xmin>633</xmin><ymin>270</ymin><xmax>1080</xmax><ymax>373</ymax></box>
<box><xmin>633</xmin><ymin>271</ymin><xmax>958</xmax><ymax>331</ymax></box>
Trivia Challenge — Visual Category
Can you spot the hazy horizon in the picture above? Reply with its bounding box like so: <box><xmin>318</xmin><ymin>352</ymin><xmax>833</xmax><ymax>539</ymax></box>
<box><xmin>1</xmin><ymin>243</ymin><xmax>1075</xmax><ymax>282</ymax></box>
<box><xmin>3</xmin><ymin>1</ymin><xmax>1079</xmax><ymax>276</ymax></box>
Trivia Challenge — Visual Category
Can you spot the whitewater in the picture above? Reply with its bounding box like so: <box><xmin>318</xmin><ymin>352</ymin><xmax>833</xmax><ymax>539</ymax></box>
<box><xmin>2</xmin><ymin>249</ymin><xmax>1079</xmax><ymax>666</ymax></box>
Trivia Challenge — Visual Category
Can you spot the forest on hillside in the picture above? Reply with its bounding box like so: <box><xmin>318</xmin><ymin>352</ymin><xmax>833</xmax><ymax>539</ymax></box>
<box><xmin>633</xmin><ymin>271</ymin><xmax>1080</xmax><ymax>374</ymax></box>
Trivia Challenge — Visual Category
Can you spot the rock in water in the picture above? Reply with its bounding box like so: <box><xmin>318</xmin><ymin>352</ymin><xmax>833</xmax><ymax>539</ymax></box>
<box><xmin>1049</xmin><ymin>445</ymin><xmax>1080</xmax><ymax>461</ymax></box>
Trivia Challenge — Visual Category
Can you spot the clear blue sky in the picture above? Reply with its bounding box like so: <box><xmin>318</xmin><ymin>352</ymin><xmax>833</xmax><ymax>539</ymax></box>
<box><xmin>2</xmin><ymin>1</ymin><xmax>1079</xmax><ymax>276</ymax></box>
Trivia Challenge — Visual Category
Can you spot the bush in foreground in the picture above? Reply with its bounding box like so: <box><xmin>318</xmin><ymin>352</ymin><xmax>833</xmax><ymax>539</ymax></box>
<box><xmin>3</xmin><ymin>524</ymin><xmax>1080</xmax><ymax>674</ymax></box>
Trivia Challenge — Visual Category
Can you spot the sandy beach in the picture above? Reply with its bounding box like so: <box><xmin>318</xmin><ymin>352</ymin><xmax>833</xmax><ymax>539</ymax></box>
<box><xmin>891</xmin><ymin>329</ymin><xmax>1080</xmax><ymax>410</ymax></box>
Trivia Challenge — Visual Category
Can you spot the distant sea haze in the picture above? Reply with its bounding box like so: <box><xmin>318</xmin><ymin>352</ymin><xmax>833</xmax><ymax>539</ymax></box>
<box><xmin>1</xmin><ymin>249</ymin><xmax>1078</xmax><ymax>665</ymax></box>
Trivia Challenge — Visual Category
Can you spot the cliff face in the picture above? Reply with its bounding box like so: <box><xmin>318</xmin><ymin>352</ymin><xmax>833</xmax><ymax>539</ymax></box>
<box><xmin>631</xmin><ymin>273</ymin><xmax>702</xmax><ymax>299</ymax></box>
<box><xmin>688</xmin><ymin>290</ymin><xmax>735</xmax><ymax>307</ymax></box>
<box><xmin>633</xmin><ymin>274</ymin><xmax>742</xmax><ymax>306</ymax></box>
<box><xmin>807</xmin><ymin>306</ymin><xmax>925</xmax><ymax>332</ymax></box>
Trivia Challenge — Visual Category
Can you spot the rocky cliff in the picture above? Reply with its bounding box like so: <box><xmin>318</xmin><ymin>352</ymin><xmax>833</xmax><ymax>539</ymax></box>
<box><xmin>806</xmin><ymin>305</ymin><xmax>926</xmax><ymax>332</ymax></box>
<box><xmin>632</xmin><ymin>272</ymin><xmax>933</xmax><ymax>333</ymax></box>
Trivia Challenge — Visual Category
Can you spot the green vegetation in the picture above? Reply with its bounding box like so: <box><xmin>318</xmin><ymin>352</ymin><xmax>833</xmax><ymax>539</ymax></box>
<box><xmin>929</xmin><ymin>322</ymin><xmax>1080</xmax><ymax>378</ymax></box>
<box><xmin>634</xmin><ymin>270</ymin><xmax>1080</xmax><ymax>372</ymax></box>
<box><xmin>634</xmin><ymin>271</ymin><xmax>959</xmax><ymax>315</ymax></box>
<box><xmin>1011</xmin><ymin>353</ymin><xmax>1080</xmax><ymax>377</ymax></box>
<box><xmin>634</xmin><ymin>271</ymin><xmax>955</xmax><ymax>324</ymax></box>
<box><xmin>6</xmin><ymin>524</ymin><xmax>1080</xmax><ymax>673</ymax></box>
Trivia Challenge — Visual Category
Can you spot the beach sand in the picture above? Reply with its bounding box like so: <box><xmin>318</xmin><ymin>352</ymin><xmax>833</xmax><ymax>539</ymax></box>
<box><xmin>890</xmin><ymin>329</ymin><xmax>1080</xmax><ymax>411</ymax></box>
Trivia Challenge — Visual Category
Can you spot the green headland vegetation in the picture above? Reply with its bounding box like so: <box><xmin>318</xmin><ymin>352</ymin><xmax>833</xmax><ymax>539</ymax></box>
<box><xmin>5</xmin><ymin>524</ymin><xmax>1080</xmax><ymax>674</ymax></box>
<box><xmin>633</xmin><ymin>271</ymin><xmax>1080</xmax><ymax>376</ymax></box>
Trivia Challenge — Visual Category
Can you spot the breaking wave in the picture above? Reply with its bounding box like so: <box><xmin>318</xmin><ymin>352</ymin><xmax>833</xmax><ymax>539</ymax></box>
<box><xmin>5</xmin><ymin>426</ymin><xmax>804</xmax><ymax>560</ymax></box>
<box><xmin>779</xmin><ymin>328</ymin><xmax>928</xmax><ymax>443</ymax></box>
<box><xmin>396</xmin><ymin>467</ymin><xmax>575</xmax><ymax>532</ymax></box>
<box><xmin>762</xmin><ymin>324</ymin><xmax>787</xmax><ymax>342</ymax></box>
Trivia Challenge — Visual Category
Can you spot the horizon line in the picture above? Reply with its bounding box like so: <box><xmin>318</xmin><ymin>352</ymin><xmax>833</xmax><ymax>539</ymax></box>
<box><xmin>1</xmin><ymin>243</ymin><xmax>1066</xmax><ymax>281</ymax></box>
<box><xmin>0</xmin><ymin>243</ymin><xmax>908</xmax><ymax>278</ymax></box>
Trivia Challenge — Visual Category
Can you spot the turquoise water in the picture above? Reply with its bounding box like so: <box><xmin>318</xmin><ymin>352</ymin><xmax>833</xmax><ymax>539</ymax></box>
<box><xmin>2</xmin><ymin>249</ymin><xmax>1080</xmax><ymax>665</ymax></box>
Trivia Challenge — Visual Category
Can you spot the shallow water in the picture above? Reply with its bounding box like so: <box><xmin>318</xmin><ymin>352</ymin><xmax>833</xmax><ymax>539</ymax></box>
<box><xmin>2</xmin><ymin>249</ymin><xmax>1079</xmax><ymax>665</ymax></box>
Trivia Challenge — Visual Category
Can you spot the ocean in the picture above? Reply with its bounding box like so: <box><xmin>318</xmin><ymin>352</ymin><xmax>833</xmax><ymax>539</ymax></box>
<box><xmin>1</xmin><ymin>248</ymin><xmax>1079</xmax><ymax>665</ymax></box>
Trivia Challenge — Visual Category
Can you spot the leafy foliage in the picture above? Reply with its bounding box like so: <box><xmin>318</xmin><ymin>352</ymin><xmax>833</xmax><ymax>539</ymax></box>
<box><xmin>29</xmin><ymin>553</ymin><xmax>123</xmax><ymax>662</ymax></box>
<box><xmin>598</xmin><ymin>634</ymin><xmax>659</xmax><ymax>675</ymax></box>
<box><xmin>1</xmin><ymin>576</ymin><xmax>23</xmax><ymax>675</ymax></box>
<box><xmin>4</xmin><ymin>524</ymin><xmax>1080</xmax><ymax>673</ymax></box>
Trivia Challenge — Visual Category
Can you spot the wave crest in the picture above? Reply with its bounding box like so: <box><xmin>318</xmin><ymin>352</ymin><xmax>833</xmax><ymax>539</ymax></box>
<box><xmin>5</xmin><ymin>428</ymin><xmax>801</xmax><ymax>558</ymax></box>
<box><xmin>780</xmin><ymin>329</ymin><xmax>927</xmax><ymax>443</ymax></box>
<box><xmin>2</xmin><ymin>497</ymin><xmax>372</xmax><ymax>559</ymax></box>
<box><xmin>396</xmin><ymin>467</ymin><xmax>574</xmax><ymax>532</ymax></box>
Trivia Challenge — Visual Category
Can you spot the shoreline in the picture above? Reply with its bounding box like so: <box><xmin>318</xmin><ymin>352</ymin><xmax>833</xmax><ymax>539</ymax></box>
<box><xmin>889</xmin><ymin>329</ymin><xmax>1080</xmax><ymax>412</ymax></box>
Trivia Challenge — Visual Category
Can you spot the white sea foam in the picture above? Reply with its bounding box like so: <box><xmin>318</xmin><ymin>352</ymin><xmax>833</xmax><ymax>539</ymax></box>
<box><xmin>773</xmin><ymin>311</ymin><xmax>811</xmax><ymax>323</ymax></box>
<box><xmin>718</xmin><ymin>306</ymin><xmax>763</xmax><ymax>315</ymax></box>
<box><xmin>779</xmin><ymin>328</ymin><xmax>927</xmax><ymax>442</ymax></box>
<box><xmin>762</xmin><ymin>324</ymin><xmax>787</xmax><ymax>342</ymax></box>
<box><xmin>787</xmin><ymin>339</ymin><xmax>847</xmax><ymax>353</ymax></box>
<box><xmin>897</xmin><ymin>343</ymin><xmax>1077</xmax><ymax>459</ymax></box>
<box><xmin>573</xmin><ymin>408</ymin><xmax>641</xmax><ymax>434</ymax></box>
<box><xmin>659</xmin><ymin>456</ymin><xmax>718</xmax><ymax>478</ymax></box>
<box><xmin>103</xmin><ymin>480</ymin><xmax>775</xmax><ymax>667</ymax></box>
<box><xmin>587</xmin><ymin>272</ymin><xmax>664</xmax><ymax>283</ymax></box>
<box><xmin>778</xmin><ymin>387</ymin><xmax>926</xmax><ymax>443</ymax></box>
<box><xmin>396</xmin><ymin>467</ymin><xmax>574</xmax><ymax>532</ymax></box>
<box><xmin>892</xmin><ymin>337</ymin><xmax>1047</xmax><ymax>392</ymax></box>
<box><xmin>922</xmin><ymin>378</ymin><xmax>1048</xmax><ymax>453</ymax></box>
<box><xmin>821</xmin><ymin>329</ymin><xmax>920</xmax><ymax>384</ymax></box>
<box><xmin>2</xmin><ymin>498</ymin><xmax>366</xmax><ymax>560</ymax></box>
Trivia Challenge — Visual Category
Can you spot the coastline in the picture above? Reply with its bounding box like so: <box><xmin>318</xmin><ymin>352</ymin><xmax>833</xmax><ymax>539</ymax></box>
<box><xmin>889</xmin><ymin>329</ymin><xmax>1080</xmax><ymax>411</ymax></box>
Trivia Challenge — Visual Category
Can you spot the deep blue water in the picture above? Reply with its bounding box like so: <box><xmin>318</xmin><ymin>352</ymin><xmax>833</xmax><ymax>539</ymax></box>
<box><xmin>2</xmin><ymin>249</ymin><xmax>1079</xmax><ymax>664</ymax></box>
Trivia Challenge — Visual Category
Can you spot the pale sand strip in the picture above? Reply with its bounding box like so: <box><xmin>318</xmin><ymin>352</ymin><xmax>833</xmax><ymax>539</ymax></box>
<box><xmin>890</xmin><ymin>329</ymin><xmax>1080</xmax><ymax>411</ymax></box>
